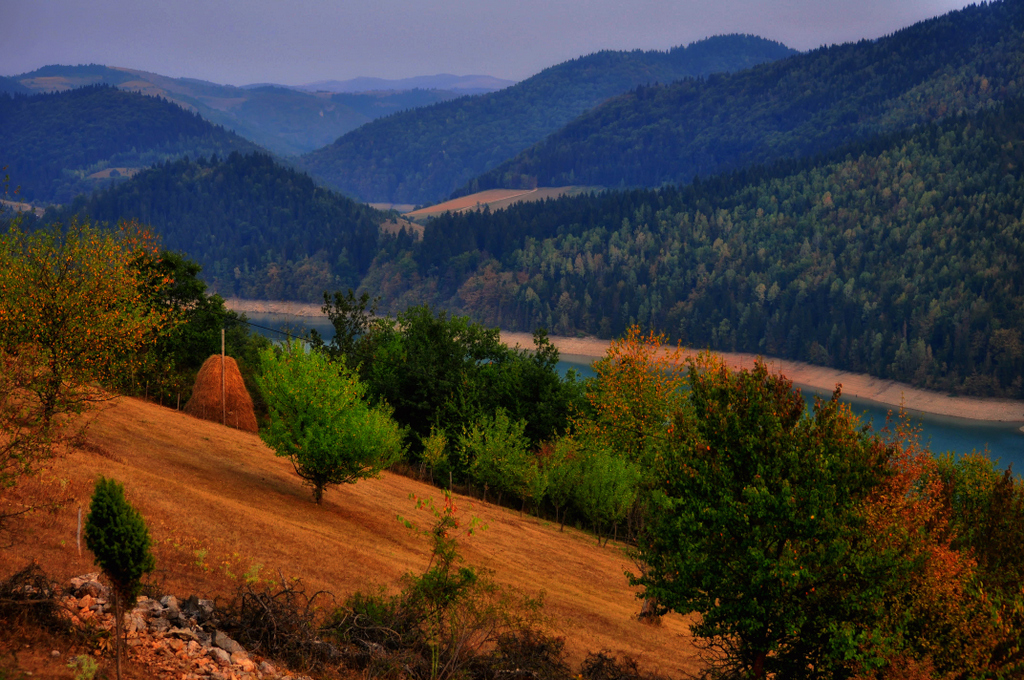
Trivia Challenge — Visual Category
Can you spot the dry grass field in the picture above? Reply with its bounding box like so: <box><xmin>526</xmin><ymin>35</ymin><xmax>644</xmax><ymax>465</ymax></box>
<box><xmin>1</xmin><ymin>396</ymin><xmax>698</xmax><ymax>676</ymax></box>
<box><xmin>404</xmin><ymin>187</ymin><xmax>597</xmax><ymax>223</ymax></box>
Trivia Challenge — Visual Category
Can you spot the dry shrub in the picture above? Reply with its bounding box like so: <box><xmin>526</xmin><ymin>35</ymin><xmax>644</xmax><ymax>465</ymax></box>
<box><xmin>0</xmin><ymin>562</ymin><xmax>64</xmax><ymax>632</ymax></box>
<box><xmin>580</xmin><ymin>652</ymin><xmax>667</xmax><ymax>680</ymax></box>
<box><xmin>226</xmin><ymin>578</ymin><xmax>340</xmax><ymax>672</ymax></box>
<box><xmin>183</xmin><ymin>355</ymin><xmax>258</xmax><ymax>432</ymax></box>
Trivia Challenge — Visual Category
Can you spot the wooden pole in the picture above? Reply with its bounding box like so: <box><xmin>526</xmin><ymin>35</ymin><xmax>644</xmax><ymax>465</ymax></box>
<box><xmin>221</xmin><ymin>328</ymin><xmax>226</xmax><ymax>426</ymax></box>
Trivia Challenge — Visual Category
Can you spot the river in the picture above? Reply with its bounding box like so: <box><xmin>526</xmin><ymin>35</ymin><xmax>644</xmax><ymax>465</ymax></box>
<box><xmin>242</xmin><ymin>311</ymin><xmax>1024</xmax><ymax>474</ymax></box>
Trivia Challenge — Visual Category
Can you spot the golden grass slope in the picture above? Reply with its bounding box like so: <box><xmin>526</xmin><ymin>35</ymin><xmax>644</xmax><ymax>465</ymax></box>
<box><xmin>0</xmin><ymin>396</ymin><xmax>698</xmax><ymax>676</ymax></box>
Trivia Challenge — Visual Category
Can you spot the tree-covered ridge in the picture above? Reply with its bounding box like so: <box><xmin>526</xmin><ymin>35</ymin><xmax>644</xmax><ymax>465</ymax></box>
<box><xmin>12</xmin><ymin>64</ymin><xmax>465</xmax><ymax>157</ymax></box>
<box><xmin>470</xmin><ymin>0</ymin><xmax>1024</xmax><ymax>194</ymax></box>
<box><xmin>66</xmin><ymin>152</ymin><xmax>386</xmax><ymax>302</ymax></box>
<box><xmin>300</xmin><ymin>35</ymin><xmax>797</xmax><ymax>205</ymax></box>
<box><xmin>362</xmin><ymin>96</ymin><xmax>1024</xmax><ymax>398</ymax></box>
<box><xmin>0</xmin><ymin>85</ymin><xmax>259</xmax><ymax>205</ymax></box>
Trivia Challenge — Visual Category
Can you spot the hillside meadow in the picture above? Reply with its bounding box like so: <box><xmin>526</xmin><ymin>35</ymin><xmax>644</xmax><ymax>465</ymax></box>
<box><xmin>1</xmin><ymin>395</ymin><xmax>698</xmax><ymax>676</ymax></box>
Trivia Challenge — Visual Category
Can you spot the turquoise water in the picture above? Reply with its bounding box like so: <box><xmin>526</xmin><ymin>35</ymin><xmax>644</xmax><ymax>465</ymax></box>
<box><xmin>558</xmin><ymin>355</ymin><xmax>1024</xmax><ymax>474</ymax></box>
<box><xmin>240</xmin><ymin>312</ymin><xmax>1024</xmax><ymax>473</ymax></box>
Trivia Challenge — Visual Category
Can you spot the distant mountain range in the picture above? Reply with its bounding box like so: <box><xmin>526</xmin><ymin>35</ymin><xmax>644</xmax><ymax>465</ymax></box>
<box><xmin>469</xmin><ymin>0</ymin><xmax>1024</xmax><ymax>194</ymax></box>
<box><xmin>300</xmin><ymin>35</ymin><xmax>798</xmax><ymax>205</ymax></box>
<box><xmin>290</xmin><ymin>74</ymin><xmax>515</xmax><ymax>94</ymax></box>
<box><xmin>7</xmin><ymin>64</ymin><xmax>465</xmax><ymax>156</ymax></box>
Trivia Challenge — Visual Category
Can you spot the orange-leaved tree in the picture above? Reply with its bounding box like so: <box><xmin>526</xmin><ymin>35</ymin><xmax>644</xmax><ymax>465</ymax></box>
<box><xmin>0</xmin><ymin>217</ymin><xmax>174</xmax><ymax>423</ymax></box>
<box><xmin>575</xmin><ymin>325</ymin><xmax>687</xmax><ymax>466</ymax></box>
<box><xmin>0</xmin><ymin>216</ymin><xmax>174</xmax><ymax>536</ymax></box>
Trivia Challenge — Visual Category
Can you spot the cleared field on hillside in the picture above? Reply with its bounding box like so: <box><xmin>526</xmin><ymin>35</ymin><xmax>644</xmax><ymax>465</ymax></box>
<box><xmin>405</xmin><ymin>187</ymin><xmax>597</xmax><ymax>222</ymax></box>
<box><xmin>1</xmin><ymin>396</ymin><xmax>697</xmax><ymax>676</ymax></box>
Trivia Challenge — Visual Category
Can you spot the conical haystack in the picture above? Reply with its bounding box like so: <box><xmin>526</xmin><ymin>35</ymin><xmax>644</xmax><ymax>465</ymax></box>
<box><xmin>184</xmin><ymin>355</ymin><xmax>258</xmax><ymax>433</ymax></box>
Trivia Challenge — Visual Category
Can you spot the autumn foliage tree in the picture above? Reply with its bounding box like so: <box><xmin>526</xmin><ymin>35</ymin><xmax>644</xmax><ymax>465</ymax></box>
<box><xmin>0</xmin><ymin>217</ymin><xmax>172</xmax><ymax>422</ymax></box>
<box><xmin>0</xmin><ymin>216</ymin><xmax>173</xmax><ymax>535</ymax></box>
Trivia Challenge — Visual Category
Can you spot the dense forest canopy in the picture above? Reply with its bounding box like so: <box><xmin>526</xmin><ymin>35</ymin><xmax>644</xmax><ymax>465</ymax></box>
<box><xmin>468</xmin><ymin>0</ymin><xmax>1024</xmax><ymax>194</ymax></box>
<box><xmin>62</xmin><ymin>152</ymin><xmax>386</xmax><ymax>301</ymax></box>
<box><xmin>361</xmin><ymin>96</ymin><xmax>1024</xmax><ymax>398</ymax></box>
<box><xmin>300</xmin><ymin>35</ymin><xmax>797</xmax><ymax>205</ymax></box>
<box><xmin>0</xmin><ymin>85</ymin><xmax>258</xmax><ymax>204</ymax></box>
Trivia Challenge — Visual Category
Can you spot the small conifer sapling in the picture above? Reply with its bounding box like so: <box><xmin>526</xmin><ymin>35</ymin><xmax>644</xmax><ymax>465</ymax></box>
<box><xmin>84</xmin><ymin>477</ymin><xmax>155</xmax><ymax>680</ymax></box>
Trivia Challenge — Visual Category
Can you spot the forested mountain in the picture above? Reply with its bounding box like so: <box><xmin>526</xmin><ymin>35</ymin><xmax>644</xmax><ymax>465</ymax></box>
<box><xmin>0</xmin><ymin>76</ymin><xmax>29</xmax><ymax>95</ymax></box>
<box><xmin>63</xmin><ymin>152</ymin><xmax>386</xmax><ymax>301</ymax></box>
<box><xmin>0</xmin><ymin>85</ymin><xmax>258</xmax><ymax>204</ymax></box>
<box><xmin>10</xmin><ymin>64</ymin><xmax>463</xmax><ymax>156</ymax></box>
<box><xmin>300</xmin><ymin>35</ymin><xmax>797</xmax><ymax>205</ymax></box>
<box><xmin>360</xmin><ymin>96</ymin><xmax>1024</xmax><ymax>398</ymax></box>
<box><xmin>469</xmin><ymin>0</ymin><xmax>1024</xmax><ymax>194</ymax></box>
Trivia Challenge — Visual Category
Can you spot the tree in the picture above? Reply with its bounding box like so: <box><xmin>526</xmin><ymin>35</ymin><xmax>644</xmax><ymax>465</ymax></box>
<box><xmin>1</xmin><ymin>215</ymin><xmax>173</xmax><ymax>538</ymax></box>
<box><xmin>0</xmin><ymin>218</ymin><xmax>173</xmax><ymax>422</ymax></box>
<box><xmin>256</xmin><ymin>340</ymin><xmax>404</xmax><ymax>504</ymax></box>
<box><xmin>84</xmin><ymin>477</ymin><xmax>155</xmax><ymax>680</ymax></box>
<box><xmin>459</xmin><ymin>409</ymin><xmax>533</xmax><ymax>507</ymax></box>
<box><xmin>634</xmin><ymin>354</ymin><xmax>896</xmax><ymax>679</ymax></box>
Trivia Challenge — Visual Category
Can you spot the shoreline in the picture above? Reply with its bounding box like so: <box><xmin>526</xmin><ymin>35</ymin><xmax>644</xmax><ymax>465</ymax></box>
<box><xmin>224</xmin><ymin>298</ymin><xmax>1024</xmax><ymax>426</ymax></box>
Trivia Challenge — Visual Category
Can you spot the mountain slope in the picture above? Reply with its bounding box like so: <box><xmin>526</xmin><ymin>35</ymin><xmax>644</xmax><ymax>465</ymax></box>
<box><xmin>362</xmin><ymin>96</ymin><xmax>1024</xmax><ymax>398</ymax></box>
<box><xmin>12</xmin><ymin>65</ymin><xmax>462</xmax><ymax>156</ymax></box>
<box><xmin>0</xmin><ymin>85</ymin><xmax>258</xmax><ymax>204</ymax></box>
<box><xmin>470</xmin><ymin>0</ymin><xmax>1024</xmax><ymax>193</ymax></box>
<box><xmin>66</xmin><ymin>152</ymin><xmax>386</xmax><ymax>301</ymax></box>
<box><xmin>1</xmin><ymin>394</ymin><xmax>697</xmax><ymax>674</ymax></box>
<box><xmin>300</xmin><ymin>35</ymin><xmax>797</xmax><ymax>205</ymax></box>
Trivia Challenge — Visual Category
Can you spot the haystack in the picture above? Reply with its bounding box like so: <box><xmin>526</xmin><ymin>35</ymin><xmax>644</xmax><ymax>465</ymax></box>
<box><xmin>184</xmin><ymin>355</ymin><xmax>258</xmax><ymax>433</ymax></box>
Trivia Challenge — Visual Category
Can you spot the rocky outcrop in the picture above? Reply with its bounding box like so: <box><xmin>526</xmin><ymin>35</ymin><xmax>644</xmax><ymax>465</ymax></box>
<box><xmin>63</xmin><ymin>573</ymin><xmax>311</xmax><ymax>680</ymax></box>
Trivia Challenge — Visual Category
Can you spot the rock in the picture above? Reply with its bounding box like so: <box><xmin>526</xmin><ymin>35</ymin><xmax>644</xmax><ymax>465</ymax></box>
<box><xmin>161</xmin><ymin>595</ymin><xmax>182</xmax><ymax>622</ymax></box>
<box><xmin>134</xmin><ymin>598</ymin><xmax>165</xmax><ymax>618</ymax></box>
<box><xmin>50</xmin><ymin>650</ymin><xmax>60</xmax><ymax>658</ymax></box>
<box><xmin>230</xmin><ymin>650</ymin><xmax>249</xmax><ymax>665</ymax></box>
<box><xmin>78</xmin><ymin>594</ymin><xmax>95</xmax><ymax>611</ymax></box>
<box><xmin>259</xmin><ymin>661</ymin><xmax>276</xmax><ymax>675</ymax></box>
<box><xmin>168</xmin><ymin>627</ymin><xmax>200</xmax><ymax>642</ymax></box>
<box><xmin>208</xmin><ymin>647</ymin><xmax>232</xmax><ymax>667</ymax></box>
<box><xmin>213</xmin><ymin>630</ymin><xmax>244</xmax><ymax>655</ymax></box>
<box><xmin>149</xmin><ymin>616</ymin><xmax>171</xmax><ymax>634</ymax></box>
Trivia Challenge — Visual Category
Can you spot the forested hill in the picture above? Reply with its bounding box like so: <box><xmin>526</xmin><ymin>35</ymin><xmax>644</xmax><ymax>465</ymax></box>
<box><xmin>64</xmin><ymin>152</ymin><xmax>386</xmax><ymax>301</ymax></box>
<box><xmin>469</xmin><ymin>0</ymin><xmax>1024</xmax><ymax>194</ymax></box>
<box><xmin>362</xmin><ymin>95</ymin><xmax>1024</xmax><ymax>399</ymax></box>
<box><xmin>10</xmin><ymin>64</ymin><xmax>463</xmax><ymax>157</ymax></box>
<box><xmin>0</xmin><ymin>85</ymin><xmax>258</xmax><ymax>205</ymax></box>
<box><xmin>300</xmin><ymin>35</ymin><xmax>797</xmax><ymax>205</ymax></box>
<box><xmin>0</xmin><ymin>76</ymin><xmax>29</xmax><ymax>95</ymax></box>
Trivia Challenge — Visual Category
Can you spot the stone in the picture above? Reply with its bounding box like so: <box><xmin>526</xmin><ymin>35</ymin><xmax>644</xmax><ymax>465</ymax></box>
<box><xmin>230</xmin><ymin>650</ymin><xmax>249</xmax><ymax>665</ymax></box>
<box><xmin>149</xmin><ymin>616</ymin><xmax>171</xmax><ymax>634</ymax></box>
<box><xmin>168</xmin><ymin>627</ymin><xmax>200</xmax><ymax>642</ymax></box>
<box><xmin>213</xmin><ymin>630</ymin><xmax>244</xmax><ymax>655</ymax></box>
<box><xmin>208</xmin><ymin>647</ymin><xmax>232</xmax><ymax>667</ymax></box>
<box><xmin>258</xmin><ymin>661</ymin><xmax>276</xmax><ymax>675</ymax></box>
<box><xmin>50</xmin><ymin>650</ymin><xmax>60</xmax><ymax>658</ymax></box>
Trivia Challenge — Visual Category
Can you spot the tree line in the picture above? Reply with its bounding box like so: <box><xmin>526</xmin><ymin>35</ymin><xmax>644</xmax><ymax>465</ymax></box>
<box><xmin>364</xmin><ymin>96</ymin><xmax>1024</xmax><ymax>398</ymax></box>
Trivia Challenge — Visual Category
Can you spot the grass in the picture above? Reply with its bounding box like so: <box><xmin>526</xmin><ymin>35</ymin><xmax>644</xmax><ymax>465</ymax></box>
<box><xmin>0</xmin><ymin>396</ymin><xmax>698</xmax><ymax>676</ymax></box>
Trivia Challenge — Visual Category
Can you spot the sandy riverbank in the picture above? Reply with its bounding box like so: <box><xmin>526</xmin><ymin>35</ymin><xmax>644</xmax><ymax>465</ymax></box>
<box><xmin>225</xmin><ymin>299</ymin><xmax>1024</xmax><ymax>425</ymax></box>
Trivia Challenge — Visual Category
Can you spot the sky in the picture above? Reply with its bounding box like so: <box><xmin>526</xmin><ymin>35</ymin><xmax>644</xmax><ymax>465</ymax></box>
<box><xmin>2</xmin><ymin>0</ymin><xmax>976</xmax><ymax>86</ymax></box>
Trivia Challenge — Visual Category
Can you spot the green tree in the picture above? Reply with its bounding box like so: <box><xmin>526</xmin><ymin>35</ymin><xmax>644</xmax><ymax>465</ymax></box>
<box><xmin>634</xmin><ymin>354</ymin><xmax>895</xmax><ymax>679</ymax></box>
<box><xmin>84</xmin><ymin>477</ymin><xmax>155</xmax><ymax>680</ymax></box>
<box><xmin>256</xmin><ymin>340</ymin><xmax>404</xmax><ymax>504</ymax></box>
<box><xmin>572</xmin><ymin>445</ymin><xmax>641</xmax><ymax>545</ymax></box>
<box><xmin>459</xmin><ymin>409</ymin><xmax>533</xmax><ymax>506</ymax></box>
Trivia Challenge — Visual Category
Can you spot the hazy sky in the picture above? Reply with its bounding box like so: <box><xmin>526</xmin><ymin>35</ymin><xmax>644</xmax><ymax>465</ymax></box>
<box><xmin>3</xmin><ymin>0</ymin><xmax>974</xmax><ymax>86</ymax></box>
